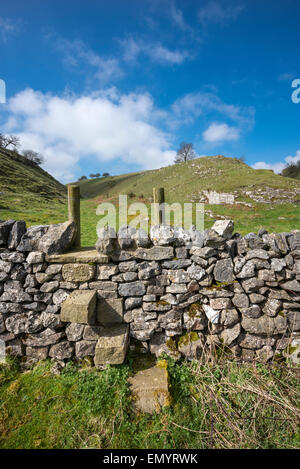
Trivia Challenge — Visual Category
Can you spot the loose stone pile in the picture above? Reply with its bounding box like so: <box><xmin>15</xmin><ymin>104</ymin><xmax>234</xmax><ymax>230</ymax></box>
<box><xmin>0</xmin><ymin>218</ymin><xmax>299</xmax><ymax>367</ymax></box>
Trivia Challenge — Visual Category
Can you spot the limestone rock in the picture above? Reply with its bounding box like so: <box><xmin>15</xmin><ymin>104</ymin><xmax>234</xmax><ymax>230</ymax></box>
<box><xmin>97</xmin><ymin>298</ymin><xmax>123</xmax><ymax>325</ymax></box>
<box><xmin>38</xmin><ymin>221</ymin><xmax>76</xmax><ymax>255</ymax></box>
<box><xmin>232</xmin><ymin>293</ymin><xmax>249</xmax><ymax>309</ymax></box>
<box><xmin>256</xmin><ymin>345</ymin><xmax>273</xmax><ymax>363</ymax></box>
<box><xmin>0</xmin><ymin>220</ymin><xmax>15</xmax><ymax>246</ymax></box>
<box><xmin>241</xmin><ymin>315</ymin><xmax>287</xmax><ymax>335</ymax></box>
<box><xmin>83</xmin><ymin>325</ymin><xmax>104</xmax><ymax>340</ymax></box>
<box><xmin>62</xmin><ymin>263</ymin><xmax>95</xmax><ymax>282</ymax></box>
<box><xmin>23</xmin><ymin>329</ymin><xmax>65</xmax><ymax>347</ymax></box>
<box><xmin>128</xmin><ymin>365</ymin><xmax>170</xmax><ymax>414</ymax></box>
<box><xmin>213</xmin><ymin>258</ymin><xmax>234</xmax><ymax>283</ymax></box>
<box><xmin>8</xmin><ymin>220</ymin><xmax>26</xmax><ymax>249</ymax></box>
<box><xmin>220</xmin><ymin>308</ymin><xmax>239</xmax><ymax>327</ymax></box>
<box><xmin>26</xmin><ymin>346</ymin><xmax>49</xmax><ymax>361</ymax></box>
<box><xmin>173</xmin><ymin>226</ymin><xmax>191</xmax><ymax>246</ymax></box>
<box><xmin>17</xmin><ymin>225</ymin><xmax>49</xmax><ymax>252</ymax></box>
<box><xmin>262</xmin><ymin>299</ymin><xmax>281</xmax><ymax>317</ymax></box>
<box><xmin>281</xmin><ymin>280</ymin><xmax>300</xmax><ymax>292</ymax></box>
<box><xmin>60</xmin><ymin>290</ymin><xmax>97</xmax><ymax>324</ymax></box>
<box><xmin>124</xmin><ymin>297</ymin><xmax>143</xmax><ymax>310</ymax></box>
<box><xmin>75</xmin><ymin>340</ymin><xmax>96</xmax><ymax>358</ymax></box>
<box><xmin>136</xmin><ymin>246</ymin><xmax>174</xmax><ymax>261</ymax></box>
<box><xmin>168</xmin><ymin>268</ymin><xmax>190</xmax><ymax>283</ymax></box>
<box><xmin>49</xmin><ymin>341</ymin><xmax>73</xmax><ymax>360</ymax></box>
<box><xmin>220</xmin><ymin>323</ymin><xmax>241</xmax><ymax>346</ymax></box>
<box><xmin>95</xmin><ymin>226</ymin><xmax>117</xmax><ymax>254</ymax></box>
<box><xmin>117</xmin><ymin>225</ymin><xmax>136</xmax><ymax>250</ymax></box>
<box><xmin>118</xmin><ymin>281</ymin><xmax>146</xmax><ymax>297</ymax></box>
<box><xmin>178</xmin><ymin>333</ymin><xmax>204</xmax><ymax>359</ymax></box>
<box><xmin>97</xmin><ymin>264</ymin><xmax>119</xmax><ymax>280</ymax></box>
<box><xmin>26</xmin><ymin>251</ymin><xmax>45</xmax><ymax>264</ymax></box>
<box><xmin>149</xmin><ymin>332</ymin><xmax>180</xmax><ymax>359</ymax></box>
<box><xmin>94</xmin><ymin>324</ymin><xmax>129</xmax><ymax>366</ymax></box>
<box><xmin>66</xmin><ymin>323</ymin><xmax>85</xmax><ymax>341</ymax></box>
<box><xmin>187</xmin><ymin>264</ymin><xmax>206</xmax><ymax>281</ymax></box>
<box><xmin>150</xmin><ymin>225</ymin><xmax>175</xmax><ymax>246</ymax></box>
<box><xmin>211</xmin><ymin>219</ymin><xmax>234</xmax><ymax>239</ymax></box>
<box><xmin>133</xmin><ymin>229</ymin><xmax>151</xmax><ymax>248</ymax></box>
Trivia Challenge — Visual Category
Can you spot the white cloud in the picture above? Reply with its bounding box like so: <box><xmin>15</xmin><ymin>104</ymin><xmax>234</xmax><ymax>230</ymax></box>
<box><xmin>0</xmin><ymin>17</ymin><xmax>16</xmax><ymax>42</ymax></box>
<box><xmin>278</xmin><ymin>72</ymin><xmax>295</xmax><ymax>82</ymax></box>
<box><xmin>56</xmin><ymin>39</ymin><xmax>123</xmax><ymax>84</ymax></box>
<box><xmin>149</xmin><ymin>44</ymin><xmax>189</xmax><ymax>64</ymax></box>
<box><xmin>203</xmin><ymin>122</ymin><xmax>239</xmax><ymax>142</ymax></box>
<box><xmin>198</xmin><ymin>1</ymin><xmax>244</xmax><ymax>25</ymax></box>
<box><xmin>121</xmin><ymin>37</ymin><xmax>142</xmax><ymax>62</ymax></box>
<box><xmin>252</xmin><ymin>150</ymin><xmax>300</xmax><ymax>174</ymax></box>
<box><xmin>121</xmin><ymin>37</ymin><xmax>189</xmax><ymax>65</ymax></box>
<box><xmin>170</xmin><ymin>3</ymin><xmax>192</xmax><ymax>33</ymax></box>
<box><xmin>172</xmin><ymin>91</ymin><xmax>255</xmax><ymax>135</ymax></box>
<box><xmin>4</xmin><ymin>88</ymin><xmax>176</xmax><ymax>182</ymax></box>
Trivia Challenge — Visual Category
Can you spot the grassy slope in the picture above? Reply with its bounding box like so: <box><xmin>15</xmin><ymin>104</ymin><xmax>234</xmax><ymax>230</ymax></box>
<box><xmin>0</xmin><ymin>149</ymin><xmax>68</xmax><ymax>226</ymax></box>
<box><xmin>77</xmin><ymin>156</ymin><xmax>300</xmax><ymax>245</ymax></box>
<box><xmin>77</xmin><ymin>155</ymin><xmax>300</xmax><ymax>202</ymax></box>
<box><xmin>0</xmin><ymin>153</ymin><xmax>300</xmax><ymax>246</ymax></box>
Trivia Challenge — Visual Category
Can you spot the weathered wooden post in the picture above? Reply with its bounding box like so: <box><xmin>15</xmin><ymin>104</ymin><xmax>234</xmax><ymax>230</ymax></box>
<box><xmin>153</xmin><ymin>187</ymin><xmax>165</xmax><ymax>224</ymax></box>
<box><xmin>68</xmin><ymin>184</ymin><xmax>81</xmax><ymax>248</ymax></box>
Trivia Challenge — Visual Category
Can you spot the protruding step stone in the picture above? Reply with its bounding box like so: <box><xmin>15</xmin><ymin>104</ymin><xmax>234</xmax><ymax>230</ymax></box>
<box><xmin>94</xmin><ymin>324</ymin><xmax>129</xmax><ymax>366</ymax></box>
<box><xmin>60</xmin><ymin>290</ymin><xmax>96</xmax><ymax>324</ymax></box>
<box><xmin>128</xmin><ymin>362</ymin><xmax>171</xmax><ymax>414</ymax></box>
<box><xmin>97</xmin><ymin>298</ymin><xmax>123</xmax><ymax>325</ymax></box>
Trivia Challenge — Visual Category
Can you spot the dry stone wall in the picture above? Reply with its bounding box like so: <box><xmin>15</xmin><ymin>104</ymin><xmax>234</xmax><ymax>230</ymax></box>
<box><xmin>0</xmin><ymin>218</ymin><xmax>299</xmax><ymax>368</ymax></box>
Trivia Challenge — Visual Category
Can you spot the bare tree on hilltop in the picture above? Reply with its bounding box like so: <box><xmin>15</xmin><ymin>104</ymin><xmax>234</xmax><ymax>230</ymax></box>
<box><xmin>0</xmin><ymin>133</ymin><xmax>20</xmax><ymax>151</ymax></box>
<box><xmin>22</xmin><ymin>150</ymin><xmax>44</xmax><ymax>166</ymax></box>
<box><xmin>174</xmin><ymin>142</ymin><xmax>196</xmax><ymax>163</ymax></box>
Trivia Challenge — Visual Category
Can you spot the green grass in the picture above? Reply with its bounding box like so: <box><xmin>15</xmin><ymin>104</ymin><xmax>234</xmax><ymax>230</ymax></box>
<box><xmin>76</xmin><ymin>155</ymin><xmax>300</xmax><ymax>203</ymax></box>
<box><xmin>0</xmin><ymin>356</ymin><xmax>299</xmax><ymax>449</ymax></box>
<box><xmin>1</xmin><ymin>152</ymin><xmax>300</xmax><ymax>247</ymax></box>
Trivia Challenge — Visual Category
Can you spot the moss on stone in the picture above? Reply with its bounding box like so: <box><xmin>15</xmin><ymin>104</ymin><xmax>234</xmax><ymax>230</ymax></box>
<box><xmin>156</xmin><ymin>300</ymin><xmax>169</xmax><ymax>306</ymax></box>
<box><xmin>285</xmin><ymin>345</ymin><xmax>298</xmax><ymax>355</ymax></box>
<box><xmin>207</xmin><ymin>281</ymin><xmax>233</xmax><ymax>291</ymax></box>
<box><xmin>178</xmin><ymin>331</ymin><xmax>199</xmax><ymax>347</ymax></box>
<box><xmin>156</xmin><ymin>358</ymin><xmax>168</xmax><ymax>370</ymax></box>
<box><xmin>166</xmin><ymin>337</ymin><xmax>178</xmax><ymax>353</ymax></box>
<box><xmin>188</xmin><ymin>302</ymin><xmax>203</xmax><ymax>318</ymax></box>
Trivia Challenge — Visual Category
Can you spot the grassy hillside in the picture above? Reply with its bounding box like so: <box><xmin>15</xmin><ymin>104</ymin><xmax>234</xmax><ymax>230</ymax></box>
<box><xmin>281</xmin><ymin>161</ymin><xmax>300</xmax><ymax>180</ymax></box>
<box><xmin>77</xmin><ymin>155</ymin><xmax>300</xmax><ymax>204</ymax></box>
<box><xmin>0</xmin><ymin>153</ymin><xmax>299</xmax><ymax>247</ymax></box>
<box><xmin>76</xmin><ymin>156</ymin><xmax>300</xmax><ymax>245</ymax></box>
<box><xmin>0</xmin><ymin>149</ymin><xmax>68</xmax><ymax>226</ymax></box>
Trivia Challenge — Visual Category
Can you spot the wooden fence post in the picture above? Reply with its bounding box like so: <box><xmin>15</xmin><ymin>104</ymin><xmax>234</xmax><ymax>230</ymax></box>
<box><xmin>153</xmin><ymin>187</ymin><xmax>165</xmax><ymax>224</ymax></box>
<box><xmin>68</xmin><ymin>184</ymin><xmax>81</xmax><ymax>248</ymax></box>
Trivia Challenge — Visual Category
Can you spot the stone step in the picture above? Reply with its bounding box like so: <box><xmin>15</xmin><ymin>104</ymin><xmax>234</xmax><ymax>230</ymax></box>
<box><xmin>60</xmin><ymin>290</ymin><xmax>97</xmax><ymax>324</ymax></box>
<box><xmin>94</xmin><ymin>323</ymin><xmax>129</xmax><ymax>367</ymax></box>
<box><xmin>128</xmin><ymin>362</ymin><xmax>171</xmax><ymax>414</ymax></box>
<box><xmin>60</xmin><ymin>291</ymin><xmax>124</xmax><ymax>326</ymax></box>
<box><xmin>97</xmin><ymin>298</ymin><xmax>123</xmax><ymax>326</ymax></box>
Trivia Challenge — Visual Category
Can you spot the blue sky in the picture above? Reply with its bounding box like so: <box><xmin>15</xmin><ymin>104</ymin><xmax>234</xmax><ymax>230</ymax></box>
<box><xmin>0</xmin><ymin>0</ymin><xmax>300</xmax><ymax>182</ymax></box>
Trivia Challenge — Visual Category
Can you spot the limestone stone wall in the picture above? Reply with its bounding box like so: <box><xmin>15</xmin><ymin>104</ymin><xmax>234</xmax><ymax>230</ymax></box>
<box><xmin>0</xmin><ymin>218</ymin><xmax>299</xmax><ymax>368</ymax></box>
